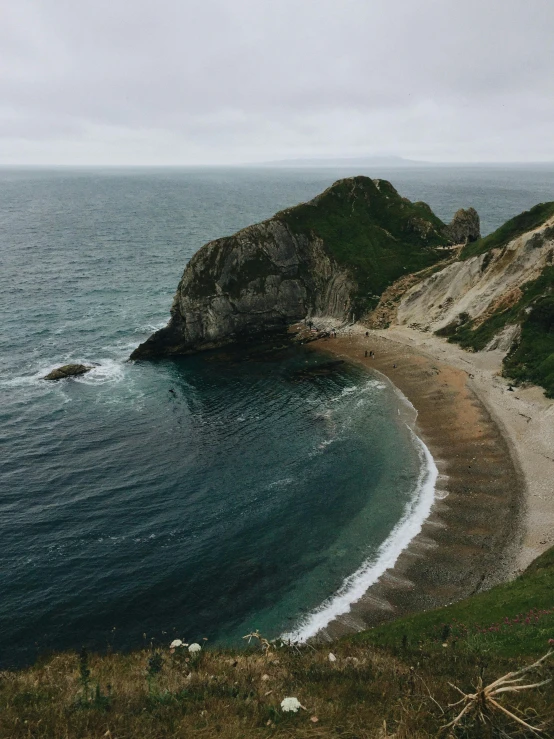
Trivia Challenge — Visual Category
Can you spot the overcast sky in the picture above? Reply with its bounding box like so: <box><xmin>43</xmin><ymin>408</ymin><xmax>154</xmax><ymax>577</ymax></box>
<box><xmin>2</xmin><ymin>0</ymin><xmax>554</xmax><ymax>165</ymax></box>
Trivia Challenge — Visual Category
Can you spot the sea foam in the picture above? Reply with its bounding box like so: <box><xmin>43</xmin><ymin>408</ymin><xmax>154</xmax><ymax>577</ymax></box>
<box><xmin>74</xmin><ymin>359</ymin><xmax>125</xmax><ymax>385</ymax></box>
<box><xmin>281</xmin><ymin>424</ymin><xmax>438</xmax><ymax>643</ymax></box>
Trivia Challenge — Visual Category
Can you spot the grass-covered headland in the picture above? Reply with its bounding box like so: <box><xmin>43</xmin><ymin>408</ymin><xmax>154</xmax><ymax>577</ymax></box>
<box><xmin>2</xmin><ymin>547</ymin><xmax>553</xmax><ymax>738</ymax></box>
<box><xmin>280</xmin><ymin>176</ymin><xmax>451</xmax><ymax>316</ymax></box>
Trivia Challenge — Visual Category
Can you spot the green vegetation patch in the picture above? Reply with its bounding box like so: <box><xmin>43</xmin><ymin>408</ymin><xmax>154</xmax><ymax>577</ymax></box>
<box><xmin>353</xmin><ymin>545</ymin><xmax>554</xmax><ymax>659</ymax></box>
<box><xmin>438</xmin><ymin>266</ymin><xmax>554</xmax><ymax>396</ymax></box>
<box><xmin>278</xmin><ymin>176</ymin><xmax>450</xmax><ymax>315</ymax></box>
<box><xmin>504</xmin><ymin>291</ymin><xmax>554</xmax><ymax>397</ymax></box>
<box><xmin>460</xmin><ymin>201</ymin><xmax>554</xmax><ymax>260</ymax></box>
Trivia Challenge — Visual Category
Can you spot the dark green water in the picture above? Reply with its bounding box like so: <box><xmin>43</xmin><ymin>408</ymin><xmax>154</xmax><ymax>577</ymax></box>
<box><xmin>1</xmin><ymin>165</ymin><xmax>553</xmax><ymax>667</ymax></box>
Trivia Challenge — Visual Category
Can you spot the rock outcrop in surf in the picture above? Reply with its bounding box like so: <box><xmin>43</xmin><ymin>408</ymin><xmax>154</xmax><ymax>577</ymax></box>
<box><xmin>131</xmin><ymin>176</ymin><xmax>476</xmax><ymax>359</ymax></box>
<box><xmin>44</xmin><ymin>364</ymin><xmax>91</xmax><ymax>380</ymax></box>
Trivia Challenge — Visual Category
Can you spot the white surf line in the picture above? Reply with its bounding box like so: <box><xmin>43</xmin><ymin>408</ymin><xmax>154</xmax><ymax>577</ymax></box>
<box><xmin>281</xmin><ymin>383</ymin><xmax>438</xmax><ymax>643</ymax></box>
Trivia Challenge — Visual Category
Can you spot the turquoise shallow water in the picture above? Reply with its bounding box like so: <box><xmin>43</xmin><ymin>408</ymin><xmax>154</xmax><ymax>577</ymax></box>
<box><xmin>1</xmin><ymin>165</ymin><xmax>553</xmax><ymax>667</ymax></box>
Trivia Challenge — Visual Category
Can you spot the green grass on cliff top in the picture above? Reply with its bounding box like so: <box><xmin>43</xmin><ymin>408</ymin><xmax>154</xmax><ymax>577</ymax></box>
<box><xmin>460</xmin><ymin>200</ymin><xmax>554</xmax><ymax>260</ymax></box>
<box><xmin>279</xmin><ymin>176</ymin><xmax>450</xmax><ymax>314</ymax></box>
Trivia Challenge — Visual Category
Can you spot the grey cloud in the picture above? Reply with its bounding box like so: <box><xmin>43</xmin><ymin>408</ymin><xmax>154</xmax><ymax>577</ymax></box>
<box><xmin>1</xmin><ymin>0</ymin><xmax>553</xmax><ymax>164</ymax></box>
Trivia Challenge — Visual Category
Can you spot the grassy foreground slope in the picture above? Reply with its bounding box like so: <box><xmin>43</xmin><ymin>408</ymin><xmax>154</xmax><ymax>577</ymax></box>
<box><xmin>2</xmin><ymin>548</ymin><xmax>553</xmax><ymax>738</ymax></box>
<box><xmin>355</xmin><ymin>542</ymin><xmax>554</xmax><ymax>659</ymax></box>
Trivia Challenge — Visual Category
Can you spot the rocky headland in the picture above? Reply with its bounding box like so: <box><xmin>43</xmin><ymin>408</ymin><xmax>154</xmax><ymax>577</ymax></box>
<box><xmin>130</xmin><ymin>176</ymin><xmax>479</xmax><ymax>359</ymax></box>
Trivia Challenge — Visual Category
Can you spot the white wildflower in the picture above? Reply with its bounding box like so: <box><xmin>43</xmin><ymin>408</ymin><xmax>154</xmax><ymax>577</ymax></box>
<box><xmin>188</xmin><ymin>642</ymin><xmax>202</xmax><ymax>654</ymax></box>
<box><xmin>280</xmin><ymin>697</ymin><xmax>305</xmax><ymax>713</ymax></box>
<box><xmin>328</xmin><ymin>652</ymin><xmax>337</xmax><ymax>662</ymax></box>
<box><xmin>170</xmin><ymin>639</ymin><xmax>184</xmax><ymax>648</ymax></box>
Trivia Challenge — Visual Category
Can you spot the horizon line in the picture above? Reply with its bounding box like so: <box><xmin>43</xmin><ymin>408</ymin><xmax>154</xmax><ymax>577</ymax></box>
<box><xmin>1</xmin><ymin>160</ymin><xmax>554</xmax><ymax>168</ymax></box>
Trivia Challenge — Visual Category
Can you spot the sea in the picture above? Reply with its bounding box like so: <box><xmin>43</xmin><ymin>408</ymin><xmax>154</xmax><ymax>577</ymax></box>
<box><xmin>1</xmin><ymin>164</ymin><xmax>553</xmax><ymax>667</ymax></box>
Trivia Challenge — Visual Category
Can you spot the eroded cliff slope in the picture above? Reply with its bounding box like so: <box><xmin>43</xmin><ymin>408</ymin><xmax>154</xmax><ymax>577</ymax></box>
<box><xmin>389</xmin><ymin>202</ymin><xmax>554</xmax><ymax>395</ymax></box>
<box><xmin>131</xmin><ymin>177</ymin><xmax>476</xmax><ymax>358</ymax></box>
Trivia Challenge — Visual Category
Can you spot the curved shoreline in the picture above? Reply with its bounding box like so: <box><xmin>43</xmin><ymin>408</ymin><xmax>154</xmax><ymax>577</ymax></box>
<box><xmin>283</xmin><ymin>425</ymin><xmax>438</xmax><ymax>642</ymax></box>
<box><xmin>301</xmin><ymin>325</ymin><xmax>525</xmax><ymax>640</ymax></box>
<box><xmin>282</xmin><ymin>375</ymin><xmax>439</xmax><ymax>642</ymax></box>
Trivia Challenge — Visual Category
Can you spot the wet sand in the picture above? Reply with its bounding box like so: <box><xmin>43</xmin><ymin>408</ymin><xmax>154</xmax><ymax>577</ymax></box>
<box><xmin>304</xmin><ymin>326</ymin><xmax>525</xmax><ymax>640</ymax></box>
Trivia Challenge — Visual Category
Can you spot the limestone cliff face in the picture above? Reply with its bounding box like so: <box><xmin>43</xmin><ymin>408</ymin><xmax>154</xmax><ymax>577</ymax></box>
<box><xmin>131</xmin><ymin>219</ymin><xmax>355</xmax><ymax>358</ymax></box>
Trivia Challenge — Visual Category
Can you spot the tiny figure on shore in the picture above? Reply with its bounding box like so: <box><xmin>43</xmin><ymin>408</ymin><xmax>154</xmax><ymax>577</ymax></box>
<box><xmin>365</xmin><ymin>331</ymin><xmax>369</xmax><ymax>337</ymax></box>
<box><xmin>393</xmin><ymin>363</ymin><xmax>397</xmax><ymax>369</ymax></box>
<box><xmin>364</xmin><ymin>350</ymin><xmax>368</xmax><ymax>357</ymax></box>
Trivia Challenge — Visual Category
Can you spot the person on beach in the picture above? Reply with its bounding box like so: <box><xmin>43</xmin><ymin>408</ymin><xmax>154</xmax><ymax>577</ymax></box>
<box><xmin>365</xmin><ymin>350</ymin><xmax>368</xmax><ymax>357</ymax></box>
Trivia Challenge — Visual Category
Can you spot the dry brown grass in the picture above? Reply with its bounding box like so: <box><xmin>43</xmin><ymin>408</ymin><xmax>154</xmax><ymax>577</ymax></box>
<box><xmin>0</xmin><ymin>639</ymin><xmax>552</xmax><ymax>739</ymax></box>
<box><xmin>442</xmin><ymin>651</ymin><xmax>553</xmax><ymax>735</ymax></box>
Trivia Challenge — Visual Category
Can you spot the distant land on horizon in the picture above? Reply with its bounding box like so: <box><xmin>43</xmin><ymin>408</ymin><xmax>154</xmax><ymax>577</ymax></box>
<box><xmin>257</xmin><ymin>156</ymin><xmax>554</xmax><ymax>168</ymax></box>
<box><xmin>2</xmin><ymin>158</ymin><xmax>554</xmax><ymax>169</ymax></box>
<box><xmin>259</xmin><ymin>155</ymin><xmax>423</xmax><ymax>167</ymax></box>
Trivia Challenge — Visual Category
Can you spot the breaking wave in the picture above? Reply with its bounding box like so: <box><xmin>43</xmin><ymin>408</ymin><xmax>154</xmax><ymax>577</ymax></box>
<box><xmin>281</xmin><ymin>425</ymin><xmax>438</xmax><ymax>643</ymax></box>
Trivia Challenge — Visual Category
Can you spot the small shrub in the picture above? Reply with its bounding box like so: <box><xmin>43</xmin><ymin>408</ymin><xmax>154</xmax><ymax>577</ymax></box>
<box><xmin>146</xmin><ymin>651</ymin><xmax>164</xmax><ymax>696</ymax></box>
<box><xmin>74</xmin><ymin>647</ymin><xmax>112</xmax><ymax>711</ymax></box>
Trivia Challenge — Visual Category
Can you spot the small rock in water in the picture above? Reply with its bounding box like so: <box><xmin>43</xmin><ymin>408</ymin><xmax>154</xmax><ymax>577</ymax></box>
<box><xmin>44</xmin><ymin>364</ymin><xmax>91</xmax><ymax>381</ymax></box>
